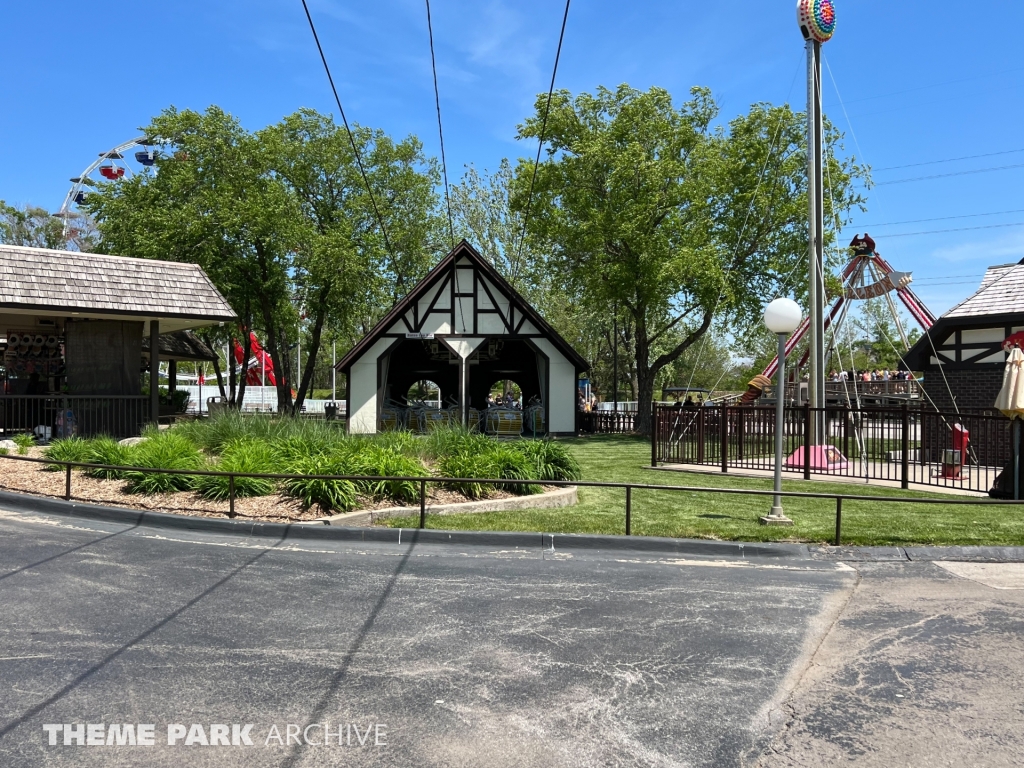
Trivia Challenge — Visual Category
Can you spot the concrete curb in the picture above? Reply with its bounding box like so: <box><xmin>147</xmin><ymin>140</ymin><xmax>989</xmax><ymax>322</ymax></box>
<box><xmin>3</xmin><ymin>489</ymin><xmax>1022</xmax><ymax>562</ymax></box>
<box><xmin>812</xmin><ymin>544</ymin><xmax>1024</xmax><ymax>563</ymax></box>
<box><xmin>0</xmin><ymin>489</ymin><xmax>801</xmax><ymax>558</ymax></box>
<box><xmin>313</xmin><ymin>485</ymin><xmax>578</xmax><ymax>527</ymax></box>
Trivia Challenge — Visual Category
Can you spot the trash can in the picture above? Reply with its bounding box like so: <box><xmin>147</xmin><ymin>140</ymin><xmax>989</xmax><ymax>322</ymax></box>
<box><xmin>939</xmin><ymin>423</ymin><xmax>969</xmax><ymax>479</ymax></box>
<box><xmin>324</xmin><ymin>402</ymin><xmax>339</xmax><ymax>421</ymax></box>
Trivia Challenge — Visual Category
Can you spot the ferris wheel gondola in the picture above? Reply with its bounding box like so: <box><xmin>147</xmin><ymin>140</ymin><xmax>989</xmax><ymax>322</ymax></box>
<box><xmin>54</xmin><ymin>135</ymin><xmax>159</xmax><ymax>244</ymax></box>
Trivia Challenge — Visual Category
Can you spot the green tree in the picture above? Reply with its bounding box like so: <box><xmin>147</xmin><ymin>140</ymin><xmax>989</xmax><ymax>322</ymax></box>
<box><xmin>86</xmin><ymin>106</ymin><xmax>297</xmax><ymax>409</ymax></box>
<box><xmin>0</xmin><ymin>202</ymin><xmax>97</xmax><ymax>252</ymax></box>
<box><xmin>515</xmin><ymin>84</ymin><xmax>867</xmax><ymax>433</ymax></box>
<box><xmin>260</xmin><ymin>108</ymin><xmax>442</xmax><ymax>412</ymax></box>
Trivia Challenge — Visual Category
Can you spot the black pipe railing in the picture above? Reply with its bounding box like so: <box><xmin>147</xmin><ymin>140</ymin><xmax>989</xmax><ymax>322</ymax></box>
<box><xmin>2</xmin><ymin>452</ymin><xmax>1022</xmax><ymax>547</ymax></box>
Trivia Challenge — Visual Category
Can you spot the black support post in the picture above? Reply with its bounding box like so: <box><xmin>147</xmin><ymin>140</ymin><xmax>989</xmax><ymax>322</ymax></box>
<box><xmin>901</xmin><ymin>401</ymin><xmax>910</xmax><ymax>490</ymax></box>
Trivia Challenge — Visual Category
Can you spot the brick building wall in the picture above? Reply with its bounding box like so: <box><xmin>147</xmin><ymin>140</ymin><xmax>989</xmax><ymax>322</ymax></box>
<box><xmin>921</xmin><ymin>366</ymin><xmax>1005</xmax><ymax>414</ymax></box>
<box><xmin>920</xmin><ymin>365</ymin><xmax>1011</xmax><ymax>467</ymax></box>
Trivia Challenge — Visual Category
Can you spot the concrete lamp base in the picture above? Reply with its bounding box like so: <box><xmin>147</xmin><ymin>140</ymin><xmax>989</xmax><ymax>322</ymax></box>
<box><xmin>759</xmin><ymin>510</ymin><xmax>794</xmax><ymax>527</ymax></box>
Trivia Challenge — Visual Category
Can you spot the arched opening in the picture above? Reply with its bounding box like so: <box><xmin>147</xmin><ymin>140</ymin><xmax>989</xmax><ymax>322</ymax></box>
<box><xmin>406</xmin><ymin>380</ymin><xmax>443</xmax><ymax>409</ymax></box>
<box><xmin>486</xmin><ymin>379</ymin><xmax>523</xmax><ymax>409</ymax></box>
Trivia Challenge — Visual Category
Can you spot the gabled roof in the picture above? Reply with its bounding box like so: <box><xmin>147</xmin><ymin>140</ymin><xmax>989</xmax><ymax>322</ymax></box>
<box><xmin>945</xmin><ymin>259</ymin><xmax>1024</xmax><ymax>319</ymax></box>
<box><xmin>0</xmin><ymin>244</ymin><xmax>236</xmax><ymax>329</ymax></box>
<box><xmin>337</xmin><ymin>240</ymin><xmax>589</xmax><ymax>371</ymax></box>
<box><xmin>904</xmin><ymin>257</ymin><xmax>1024</xmax><ymax>369</ymax></box>
<box><xmin>142</xmin><ymin>330</ymin><xmax>219</xmax><ymax>362</ymax></box>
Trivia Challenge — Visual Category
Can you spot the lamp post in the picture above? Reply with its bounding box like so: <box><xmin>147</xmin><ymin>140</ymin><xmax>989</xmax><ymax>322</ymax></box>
<box><xmin>761</xmin><ymin>298</ymin><xmax>803</xmax><ymax>526</ymax></box>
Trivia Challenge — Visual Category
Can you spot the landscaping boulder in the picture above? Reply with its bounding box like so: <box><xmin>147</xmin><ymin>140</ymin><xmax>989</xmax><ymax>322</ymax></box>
<box><xmin>118</xmin><ymin>437</ymin><xmax>147</xmax><ymax>447</ymax></box>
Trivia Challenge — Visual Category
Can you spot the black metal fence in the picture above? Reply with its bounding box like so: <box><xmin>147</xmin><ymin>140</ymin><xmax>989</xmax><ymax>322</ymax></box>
<box><xmin>653</xmin><ymin>403</ymin><xmax>1015</xmax><ymax>495</ymax></box>
<box><xmin>578</xmin><ymin>410</ymin><xmax>637</xmax><ymax>434</ymax></box>
<box><xmin>0</xmin><ymin>395</ymin><xmax>150</xmax><ymax>439</ymax></box>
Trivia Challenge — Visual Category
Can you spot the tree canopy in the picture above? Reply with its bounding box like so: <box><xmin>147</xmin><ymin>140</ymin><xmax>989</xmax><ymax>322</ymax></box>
<box><xmin>85</xmin><ymin>105</ymin><xmax>441</xmax><ymax>412</ymax></box>
<box><xmin>513</xmin><ymin>84</ymin><xmax>868</xmax><ymax>432</ymax></box>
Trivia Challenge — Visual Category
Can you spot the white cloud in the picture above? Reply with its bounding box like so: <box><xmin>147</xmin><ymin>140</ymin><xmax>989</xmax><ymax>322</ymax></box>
<box><xmin>928</xmin><ymin>229</ymin><xmax>1024</xmax><ymax>265</ymax></box>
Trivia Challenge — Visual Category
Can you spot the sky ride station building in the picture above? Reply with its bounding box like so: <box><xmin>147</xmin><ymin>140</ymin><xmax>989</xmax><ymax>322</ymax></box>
<box><xmin>336</xmin><ymin>241</ymin><xmax>589</xmax><ymax>437</ymax></box>
<box><xmin>0</xmin><ymin>244</ymin><xmax>235</xmax><ymax>438</ymax></box>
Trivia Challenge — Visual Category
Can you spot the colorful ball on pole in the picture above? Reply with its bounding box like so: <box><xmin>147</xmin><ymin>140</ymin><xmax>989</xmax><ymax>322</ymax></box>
<box><xmin>796</xmin><ymin>0</ymin><xmax>836</xmax><ymax>43</ymax></box>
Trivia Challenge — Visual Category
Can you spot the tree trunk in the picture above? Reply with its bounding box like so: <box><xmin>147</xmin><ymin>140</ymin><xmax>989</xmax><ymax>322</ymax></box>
<box><xmin>228</xmin><ymin>337</ymin><xmax>237</xmax><ymax>407</ymax></box>
<box><xmin>292</xmin><ymin>299</ymin><xmax>328</xmax><ymax>416</ymax></box>
<box><xmin>235</xmin><ymin>327</ymin><xmax>252</xmax><ymax>410</ymax></box>
<box><xmin>634</xmin><ymin>318</ymin><xmax>654</xmax><ymax>435</ymax></box>
<box><xmin>200</xmin><ymin>331</ymin><xmax>228</xmax><ymax>400</ymax></box>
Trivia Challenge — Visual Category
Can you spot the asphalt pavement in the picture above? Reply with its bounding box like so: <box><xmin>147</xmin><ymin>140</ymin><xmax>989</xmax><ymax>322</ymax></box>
<box><xmin>0</xmin><ymin>499</ymin><xmax>1021</xmax><ymax>767</ymax></box>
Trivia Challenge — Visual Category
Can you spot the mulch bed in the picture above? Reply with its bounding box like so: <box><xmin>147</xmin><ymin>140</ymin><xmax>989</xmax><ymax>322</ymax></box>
<box><xmin>0</xmin><ymin>448</ymin><xmax>515</xmax><ymax>524</ymax></box>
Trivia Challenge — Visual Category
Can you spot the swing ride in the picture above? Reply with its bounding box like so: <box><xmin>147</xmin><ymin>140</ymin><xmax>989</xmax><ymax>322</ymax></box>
<box><xmin>761</xmin><ymin>232</ymin><xmax>937</xmax><ymax>398</ymax></box>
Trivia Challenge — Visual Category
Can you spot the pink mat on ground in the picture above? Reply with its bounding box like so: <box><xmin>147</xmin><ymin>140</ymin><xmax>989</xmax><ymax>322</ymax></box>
<box><xmin>784</xmin><ymin>445</ymin><xmax>849</xmax><ymax>471</ymax></box>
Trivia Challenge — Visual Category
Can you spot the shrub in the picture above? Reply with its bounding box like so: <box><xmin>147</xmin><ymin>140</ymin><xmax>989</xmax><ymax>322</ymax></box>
<box><xmin>12</xmin><ymin>433</ymin><xmax>34</xmax><ymax>455</ymax></box>
<box><xmin>420</xmin><ymin>425</ymin><xmax>488</xmax><ymax>461</ymax></box>
<box><xmin>435</xmin><ymin>450</ymin><xmax>494</xmax><ymax>499</ymax></box>
<box><xmin>512</xmin><ymin>440</ymin><xmax>582</xmax><ymax>482</ymax></box>
<box><xmin>368</xmin><ymin>430</ymin><xmax>419</xmax><ymax>457</ymax></box>
<box><xmin>123</xmin><ymin>432</ymin><xmax>204</xmax><ymax>495</ymax></box>
<box><xmin>484</xmin><ymin>444</ymin><xmax>543</xmax><ymax>495</ymax></box>
<box><xmin>350</xmin><ymin>444</ymin><xmax>427</xmax><ymax>504</ymax></box>
<box><xmin>194</xmin><ymin>438</ymin><xmax>277</xmax><ymax>501</ymax></box>
<box><xmin>176</xmin><ymin>412</ymin><xmax>348</xmax><ymax>456</ymax></box>
<box><xmin>43</xmin><ymin>437</ymin><xmax>94</xmax><ymax>470</ymax></box>
<box><xmin>84</xmin><ymin>436</ymin><xmax>135</xmax><ymax>480</ymax></box>
<box><xmin>281</xmin><ymin>453</ymin><xmax>357</xmax><ymax>513</ymax></box>
<box><xmin>436</xmin><ymin>442</ymin><xmax>541</xmax><ymax>499</ymax></box>
<box><xmin>272</xmin><ymin>432</ymin><xmax>335</xmax><ymax>465</ymax></box>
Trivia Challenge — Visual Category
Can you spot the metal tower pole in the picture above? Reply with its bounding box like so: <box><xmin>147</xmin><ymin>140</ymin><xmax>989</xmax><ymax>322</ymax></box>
<box><xmin>807</xmin><ymin>38</ymin><xmax>826</xmax><ymax>441</ymax></box>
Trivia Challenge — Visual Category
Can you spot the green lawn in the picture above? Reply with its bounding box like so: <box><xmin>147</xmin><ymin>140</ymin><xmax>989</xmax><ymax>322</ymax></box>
<box><xmin>384</xmin><ymin>435</ymin><xmax>1024</xmax><ymax>547</ymax></box>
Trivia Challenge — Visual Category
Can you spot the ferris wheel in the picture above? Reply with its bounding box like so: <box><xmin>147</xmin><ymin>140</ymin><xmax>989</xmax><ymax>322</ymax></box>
<box><xmin>54</xmin><ymin>135</ymin><xmax>158</xmax><ymax>243</ymax></box>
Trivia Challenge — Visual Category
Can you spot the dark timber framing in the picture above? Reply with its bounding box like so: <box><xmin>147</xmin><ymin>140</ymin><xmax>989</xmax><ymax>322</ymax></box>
<box><xmin>337</xmin><ymin>241</ymin><xmax>588</xmax><ymax>434</ymax></box>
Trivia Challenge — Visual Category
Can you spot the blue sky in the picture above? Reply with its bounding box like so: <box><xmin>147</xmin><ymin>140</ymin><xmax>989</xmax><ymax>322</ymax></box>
<box><xmin>2</xmin><ymin>1</ymin><xmax>1022</xmax><ymax>316</ymax></box>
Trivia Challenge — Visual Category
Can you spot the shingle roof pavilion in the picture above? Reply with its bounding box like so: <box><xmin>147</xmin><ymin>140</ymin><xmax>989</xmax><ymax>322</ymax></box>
<box><xmin>0</xmin><ymin>244</ymin><xmax>235</xmax><ymax>331</ymax></box>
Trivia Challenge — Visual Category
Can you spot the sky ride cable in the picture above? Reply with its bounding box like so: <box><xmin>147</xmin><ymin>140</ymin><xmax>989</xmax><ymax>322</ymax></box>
<box><xmin>868</xmin><ymin>322</ymin><xmax>980</xmax><ymax>469</ymax></box>
<box><xmin>424</xmin><ymin>0</ymin><xmax>455</xmax><ymax>251</ymax></box>
<box><xmin>675</xmin><ymin>53</ymin><xmax>805</xmax><ymax>411</ymax></box>
<box><xmin>514</xmin><ymin>0</ymin><xmax>572</xmax><ymax>266</ymax></box>
<box><xmin>299</xmin><ymin>0</ymin><xmax>398</xmax><ymax>266</ymax></box>
<box><xmin>421</xmin><ymin>0</ymin><xmax>466</xmax><ymax>333</ymax></box>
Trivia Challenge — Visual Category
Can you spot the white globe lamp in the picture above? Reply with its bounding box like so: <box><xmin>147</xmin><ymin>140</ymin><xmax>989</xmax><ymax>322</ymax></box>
<box><xmin>762</xmin><ymin>298</ymin><xmax>803</xmax><ymax>525</ymax></box>
<box><xmin>764</xmin><ymin>298</ymin><xmax>803</xmax><ymax>335</ymax></box>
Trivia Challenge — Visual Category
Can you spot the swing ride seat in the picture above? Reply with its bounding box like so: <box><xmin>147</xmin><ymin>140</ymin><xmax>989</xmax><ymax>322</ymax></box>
<box><xmin>486</xmin><ymin>408</ymin><xmax>523</xmax><ymax>437</ymax></box>
<box><xmin>421</xmin><ymin>408</ymin><xmax>454</xmax><ymax>432</ymax></box>
<box><xmin>525</xmin><ymin>405</ymin><xmax>545</xmax><ymax>436</ymax></box>
<box><xmin>378</xmin><ymin>407</ymin><xmax>402</xmax><ymax>432</ymax></box>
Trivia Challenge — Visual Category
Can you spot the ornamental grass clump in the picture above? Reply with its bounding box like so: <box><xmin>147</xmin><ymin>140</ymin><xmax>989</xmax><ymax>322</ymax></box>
<box><xmin>420</xmin><ymin>424</ymin><xmax>487</xmax><ymax>461</ymax></box>
<box><xmin>194</xmin><ymin>438</ymin><xmax>277</xmax><ymax>501</ymax></box>
<box><xmin>84</xmin><ymin>436</ymin><xmax>136</xmax><ymax>480</ymax></box>
<box><xmin>512</xmin><ymin>440</ymin><xmax>582</xmax><ymax>482</ymax></box>
<box><xmin>123</xmin><ymin>432</ymin><xmax>204</xmax><ymax>495</ymax></box>
<box><xmin>349</xmin><ymin>444</ymin><xmax>427</xmax><ymax>504</ymax></box>
<box><xmin>436</xmin><ymin>441</ymin><xmax>542</xmax><ymax>499</ymax></box>
<box><xmin>12</xmin><ymin>433</ymin><xmax>34</xmax><ymax>456</ymax></box>
<box><xmin>281</xmin><ymin>452</ymin><xmax>357</xmax><ymax>513</ymax></box>
<box><xmin>43</xmin><ymin>436</ymin><xmax>94</xmax><ymax>470</ymax></box>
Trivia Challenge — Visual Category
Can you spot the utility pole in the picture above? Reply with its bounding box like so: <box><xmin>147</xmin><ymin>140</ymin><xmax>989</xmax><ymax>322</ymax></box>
<box><xmin>798</xmin><ymin>0</ymin><xmax>835</xmax><ymax>444</ymax></box>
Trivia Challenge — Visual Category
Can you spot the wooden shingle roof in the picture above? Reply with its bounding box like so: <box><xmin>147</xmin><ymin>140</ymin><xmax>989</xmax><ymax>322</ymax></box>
<box><xmin>0</xmin><ymin>244</ymin><xmax>235</xmax><ymax>327</ymax></box>
<box><xmin>945</xmin><ymin>259</ymin><xmax>1024</xmax><ymax>319</ymax></box>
